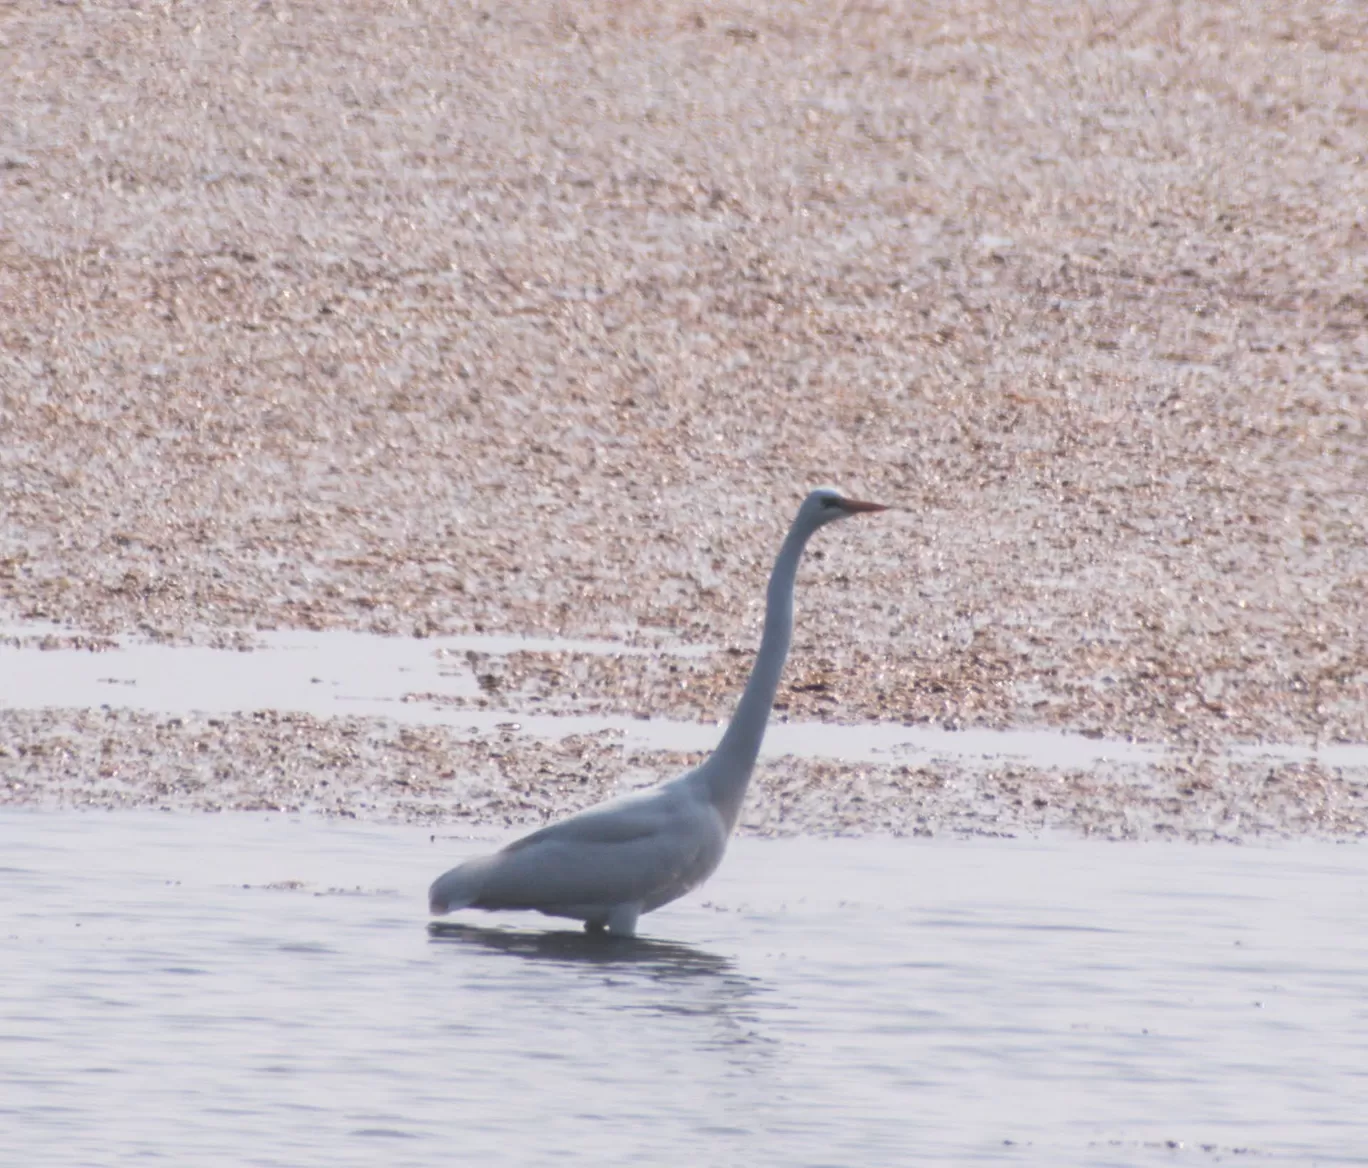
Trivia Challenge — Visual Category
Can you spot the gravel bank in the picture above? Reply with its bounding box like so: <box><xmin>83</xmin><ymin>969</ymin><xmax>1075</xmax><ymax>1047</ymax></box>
<box><xmin>2</xmin><ymin>2</ymin><xmax>1366</xmax><ymax>834</ymax></box>
<box><xmin>4</xmin><ymin>708</ymin><xmax>1365</xmax><ymax>842</ymax></box>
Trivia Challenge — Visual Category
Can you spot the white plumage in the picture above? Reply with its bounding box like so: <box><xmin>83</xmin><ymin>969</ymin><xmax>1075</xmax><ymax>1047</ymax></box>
<box><xmin>429</xmin><ymin>488</ymin><xmax>887</xmax><ymax>936</ymax></box>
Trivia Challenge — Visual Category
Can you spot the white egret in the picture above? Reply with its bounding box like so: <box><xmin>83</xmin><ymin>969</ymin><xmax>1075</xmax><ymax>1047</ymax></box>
<box><xmin>429</xmin><ymin>487</ymin><xmax>887</xmax><ymax>936</ymax></box>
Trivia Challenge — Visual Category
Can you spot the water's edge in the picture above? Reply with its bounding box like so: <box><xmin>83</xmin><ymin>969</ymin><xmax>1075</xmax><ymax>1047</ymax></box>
<box><xmin>5</xmin><ymin>623</ymin><xmax>1364</xmax><ymax>774</ymax></box>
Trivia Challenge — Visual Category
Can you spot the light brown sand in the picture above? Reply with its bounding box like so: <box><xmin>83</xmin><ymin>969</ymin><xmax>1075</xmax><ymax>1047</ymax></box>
<box><xmin>5</xmin><ymin>707</ymin><xmax>1365</xmax><ymax>841</ymax></box>
<box><xmin>2</xmin><ymin>2</ymin><xmax>1367</xmax><ymax>834</ymax></box>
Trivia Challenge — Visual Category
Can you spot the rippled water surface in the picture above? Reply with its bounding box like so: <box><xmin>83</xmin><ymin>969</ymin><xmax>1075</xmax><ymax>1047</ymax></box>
<box><xmin>3</xmin><ymin>813</ymin><xmax>1365</xmax><ymax>1166</ymax></box>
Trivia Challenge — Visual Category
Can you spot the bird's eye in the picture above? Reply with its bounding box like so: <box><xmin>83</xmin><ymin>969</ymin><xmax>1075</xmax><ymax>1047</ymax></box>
<box><xmin>821</xmin><ymin>496</ymin><xmax>841</xmax><ymax>509</ymax></box>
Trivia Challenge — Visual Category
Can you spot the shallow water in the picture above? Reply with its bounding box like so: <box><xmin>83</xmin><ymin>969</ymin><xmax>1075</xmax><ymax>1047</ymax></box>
<box><xmin>0</xmin><ymin>622</ymin><xmax>1198</xmax><ymax>769</ymax></box>
<box><xmin>3</xmin><ymin>811</ymin><xmax>1366</xmax><ymax>1166</ymax></box>
<box><xmin>7</xmin><ymin>622</ymin><xmax>1366</xmax><ymax>774</ymax></box>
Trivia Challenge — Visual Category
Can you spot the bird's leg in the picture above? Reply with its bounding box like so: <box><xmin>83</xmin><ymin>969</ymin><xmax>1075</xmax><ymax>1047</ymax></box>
<box><xmin>605</xmin><ymin>902</ymin><xmax>641</xmax><ymax>937</ymax></box>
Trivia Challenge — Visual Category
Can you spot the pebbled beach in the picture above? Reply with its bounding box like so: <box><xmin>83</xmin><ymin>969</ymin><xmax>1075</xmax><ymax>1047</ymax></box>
<box><xmin>2</xmin><ymin>1</ymin><xmax>1366</xmax><ymax>838</ymax></box>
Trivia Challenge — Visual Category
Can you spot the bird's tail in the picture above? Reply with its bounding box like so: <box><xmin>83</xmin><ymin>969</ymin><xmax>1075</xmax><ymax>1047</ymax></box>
<box><xmin>428</xmin><ymin>854</ymin><xmax>495</xmax><ymax>915</ymax></box>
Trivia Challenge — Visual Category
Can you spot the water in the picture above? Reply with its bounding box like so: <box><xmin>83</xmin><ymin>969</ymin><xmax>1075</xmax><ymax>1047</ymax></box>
<box><xmin>7</xmin><ymin>623</ymin><xmax>1366</xmax><ymax>773</ymax></box>
<box><xmin>3</xmin><ymin>811</ymin><xmax>1366</xmax><ymax>1166</ymax></box>
<box><xmin>0</xmin><ymin>623</ymin><xmax>1171</xmax><ymax>768</ymax></box>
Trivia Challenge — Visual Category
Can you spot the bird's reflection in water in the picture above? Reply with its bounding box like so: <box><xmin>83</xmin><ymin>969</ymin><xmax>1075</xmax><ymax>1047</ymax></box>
<box><xmin>427</xmin><ymin>920</ymin><xmax>772</xmax><ymax>1050</ymax></box>
<box><xmin>429</xmin><ymin>920</ymin><xmax>733</xmax><ymax>977</ymax></box>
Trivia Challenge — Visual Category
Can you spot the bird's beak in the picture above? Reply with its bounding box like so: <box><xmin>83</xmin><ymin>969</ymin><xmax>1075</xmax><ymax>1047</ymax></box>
<box><xmin>840</xmin><ymin>498</ymin><xmax>889</xmax><ymax>514</ymax></box>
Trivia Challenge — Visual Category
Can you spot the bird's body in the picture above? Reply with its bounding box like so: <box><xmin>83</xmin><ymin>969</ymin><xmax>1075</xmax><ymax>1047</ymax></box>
<box><xmin>431</xmin><ymin>780</ymin><xmax>725</xmax><ymax>936</ymax></box>
<box><xmin>429</xmin><ymin>488</ymin><xmax>886</xmax><ymax>935</ymax></box>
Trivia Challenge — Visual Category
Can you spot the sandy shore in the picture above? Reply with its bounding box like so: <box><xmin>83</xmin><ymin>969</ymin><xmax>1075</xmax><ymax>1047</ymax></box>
<box><xmin>5</xmin><ymin>706</ymin><xmax>1364</xmax><ymax>843</ymax></box>
<box><xmin>2</xmin><ymin>2</ymin><xmax>1366</xmax><ymax>837</ymax></box>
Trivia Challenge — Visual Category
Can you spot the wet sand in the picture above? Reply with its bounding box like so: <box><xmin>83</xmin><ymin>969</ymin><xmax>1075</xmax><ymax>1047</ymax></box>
<box><xmin>2</xmin><ymin>2</ymin><xmax>1367</xmax><ymax>837</ymax></box>
<box><xmin>3</xmin><ymin>657</ymin><xmax>1365</xmax><ymax>840</ymax></box>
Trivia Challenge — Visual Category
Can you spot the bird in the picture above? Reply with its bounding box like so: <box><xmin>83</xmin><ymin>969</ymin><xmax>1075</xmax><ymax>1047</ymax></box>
<box><xmin>428</xmin><ymin>487</ymin><xmax>888</xmax><ymax>936</ymax></box>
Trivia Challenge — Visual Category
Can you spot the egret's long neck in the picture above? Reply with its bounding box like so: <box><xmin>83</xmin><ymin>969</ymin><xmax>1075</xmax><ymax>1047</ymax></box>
<box><xmin>703</xmin><ymin>516</ymin><xmax>814</xmax><ymax>829</ymax></box>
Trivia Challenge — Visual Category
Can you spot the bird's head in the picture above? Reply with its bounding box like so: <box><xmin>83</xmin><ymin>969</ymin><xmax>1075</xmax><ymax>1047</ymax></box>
<box><xmin>800</xmin><ymin>486</ymin><xmax>889</xmax><ymax>530</ymax></box>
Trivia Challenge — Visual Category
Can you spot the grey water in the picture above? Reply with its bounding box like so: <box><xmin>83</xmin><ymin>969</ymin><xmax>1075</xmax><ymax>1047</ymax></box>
<box><xmin>3</xmin><ymin>811</ymin><xmax>1366</xmax><ymax>1166</ymax></box>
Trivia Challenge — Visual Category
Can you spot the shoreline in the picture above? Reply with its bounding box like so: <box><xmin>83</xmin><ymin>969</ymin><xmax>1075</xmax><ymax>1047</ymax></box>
<box><xmin>4</xmin><ymin>700</ymin><xmax>1365</xmax><ymax>844</ymax></box>
<box><xmin>4</xmin><ymin>3</ymin><xmax>1365</xmax><ymax>841</ymax></box>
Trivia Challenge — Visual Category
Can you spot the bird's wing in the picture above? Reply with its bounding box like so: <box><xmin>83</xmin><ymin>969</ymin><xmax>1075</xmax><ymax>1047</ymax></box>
<box><xmin>502</xmin><ymin>793</ymin><xmax>667</xmax><ymax>853</ymax></box>
<box><xmin>474</xmin><ymin>793</ymin><xmax>720</xmax><ymax>911</ymax></box>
